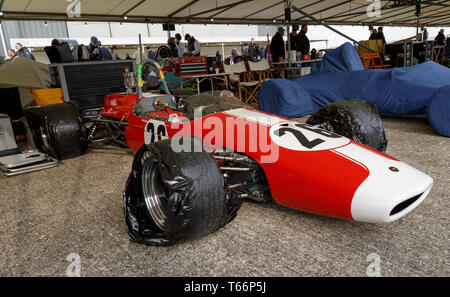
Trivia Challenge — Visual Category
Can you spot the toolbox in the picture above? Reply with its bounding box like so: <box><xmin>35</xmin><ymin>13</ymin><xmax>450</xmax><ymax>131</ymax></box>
<box><xmin>173</xmin><ymin>56</ymin><xmax>208</xmax><ymax>77</ymax></box>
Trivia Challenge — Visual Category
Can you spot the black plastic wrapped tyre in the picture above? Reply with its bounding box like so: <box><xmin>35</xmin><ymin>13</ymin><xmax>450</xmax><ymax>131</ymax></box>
<box><xmin>123</xmin><ymin>137</ymin><xmax>242</xmax><ymax>246</ymax></box>
<box><xmin>24</xmin><ymin>102</ymin><xmax>88</xmax><ymax>160</ymax></box>
<box><xmin>306</xmin><ymin>99</ymin><xmax>388</xmax><ymax>152</ymax></box>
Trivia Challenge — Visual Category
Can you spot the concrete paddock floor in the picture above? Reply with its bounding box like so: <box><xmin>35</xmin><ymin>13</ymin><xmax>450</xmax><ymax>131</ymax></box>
<box><xmin>0</xmin><ymin>115</ymin><xmax>448</xmax><ymax>276</ymax></box>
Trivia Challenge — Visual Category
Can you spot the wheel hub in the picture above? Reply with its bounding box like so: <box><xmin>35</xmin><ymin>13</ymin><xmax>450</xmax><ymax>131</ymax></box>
<box><xmin>141</xmin><ymin>161</ymin><xmax>168</xmax><ymax>231</ymax></box>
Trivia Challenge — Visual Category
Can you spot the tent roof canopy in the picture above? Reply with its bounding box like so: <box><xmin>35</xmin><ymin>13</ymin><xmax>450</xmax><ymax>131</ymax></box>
<box><xmin>0</xmin><ymin>0</ymin><xmax>448</xmax><ymax>27</ymax></box>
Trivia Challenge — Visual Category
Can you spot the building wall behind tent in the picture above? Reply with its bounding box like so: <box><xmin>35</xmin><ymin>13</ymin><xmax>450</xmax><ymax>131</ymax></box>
<box><xmin>1</xmin><ymin>20</ymin><xmax>69</xmax><ymax>53</ymax></box>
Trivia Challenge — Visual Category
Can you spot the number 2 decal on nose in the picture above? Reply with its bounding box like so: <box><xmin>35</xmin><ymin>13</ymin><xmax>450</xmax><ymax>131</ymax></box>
<box><xmin>269</xmin><ymin>122</ymin><xmax>350</xmax><ymax>151</ymax></box>
<box><xmin>144</xmin><ymin>120</ymin><xmax>168</xmax><ymax>144</ymax></box>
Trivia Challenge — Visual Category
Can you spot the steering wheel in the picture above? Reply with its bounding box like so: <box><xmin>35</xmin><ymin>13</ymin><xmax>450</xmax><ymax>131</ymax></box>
<box><xmin>152</xmin><ymin>97</ymin><xmax>170</xmax><ymax>111</ymax></box>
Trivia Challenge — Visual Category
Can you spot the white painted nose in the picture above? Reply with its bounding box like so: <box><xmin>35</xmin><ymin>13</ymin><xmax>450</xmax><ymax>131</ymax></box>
<box><xmin>334</xmin><ymin>143</ymin><xmax>433</xmax><ymax>223</ymax></box>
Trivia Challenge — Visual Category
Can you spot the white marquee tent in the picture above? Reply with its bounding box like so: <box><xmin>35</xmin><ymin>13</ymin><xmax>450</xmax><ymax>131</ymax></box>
<box><xmin>0</xmin><ymin>0</ymin><xmax>448</xmax><ymax>27</ymax></box>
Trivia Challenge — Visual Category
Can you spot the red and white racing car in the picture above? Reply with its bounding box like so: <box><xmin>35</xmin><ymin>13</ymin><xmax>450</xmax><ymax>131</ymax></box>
<box><xmin>25</xmin><ymin>61</ymin><xmax>433</xmax><ymax>246</ymax></box>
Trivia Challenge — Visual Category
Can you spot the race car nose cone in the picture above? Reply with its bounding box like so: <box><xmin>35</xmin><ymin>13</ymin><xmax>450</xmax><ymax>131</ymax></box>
<box><xmin>334</xmin><ymin>143</ymin><xmax>433</xmax><ymax>223</ymax></box>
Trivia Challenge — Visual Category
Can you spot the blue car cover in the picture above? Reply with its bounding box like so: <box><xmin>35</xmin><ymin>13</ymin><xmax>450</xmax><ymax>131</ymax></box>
<box><xmin>427</xmin><ymin>85</ymin><xmax>450</xmax><ymax>137</ymax></box>
<box><xmin>296</xmin><ymin>61</ymin><xmax>450</xmax><ymax>115</ymax></box>
<box><xmin>258</xmin><ymin>43</ymin><xmax>450</xmax><ymax>136</ymax></box>
<box><xmin>318</xmin><ymin>42</ymin><xmax>364</xmax><ymax>73</ymax></box>
<box><xmin>258</xmin><ymin>79</ymin><xmax>315</xmax><ymax>118</ymax></box>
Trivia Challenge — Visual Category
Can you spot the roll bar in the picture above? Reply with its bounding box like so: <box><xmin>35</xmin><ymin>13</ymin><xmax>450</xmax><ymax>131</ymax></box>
<box><xmin>137</xmin><ymin>59</ymin><xmax>171</xmax><ymax>98</ymax></box>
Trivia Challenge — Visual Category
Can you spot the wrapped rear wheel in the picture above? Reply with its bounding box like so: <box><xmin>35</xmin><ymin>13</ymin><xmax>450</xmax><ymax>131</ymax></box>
<box><xmin>123</xmin><ymin>137</ymin><xmax>242</xmax><ymax>246</ymax></box>
<box><xmin>24</xmin><ymin>102</ymin><xmax>88</xmax><ymax>160</ymax></box>
<box><xmin>306</xmin><ymin>99</ymin><xmax>388</xmax><ymax>152</ymax></box>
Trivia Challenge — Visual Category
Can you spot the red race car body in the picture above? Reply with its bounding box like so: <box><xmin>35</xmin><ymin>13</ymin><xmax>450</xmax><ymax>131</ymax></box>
<box><xmin>103</xmin><ymin>92</ymin><xmax>433</xmax><ymax>223</ymax></box>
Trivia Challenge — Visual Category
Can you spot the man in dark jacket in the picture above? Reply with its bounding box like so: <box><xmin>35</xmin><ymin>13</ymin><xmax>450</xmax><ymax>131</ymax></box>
<box><xmin>15</xmin><ymin>43</ymin><xmax>35</xmax><ymax>60</ymax></box>
<box><xmin>287</xmin><ymin>26</ymin><xmax>298</xmax><ymax>51</ymax></box>
<box><xmin>248</xmin><ymin>38</ymin><xmax>261</xmax><ymax>60</ymax></box>
<box><xmin>270</xmin><ymin>27</ymin><xmax>285</xmax><ymax>63</ymax></box>
<box><xmin>445</xmin><ymin>37</ymin><xmax>450</xmax><ymax>67</ymax></box>
<box><xmin>167</xmin><ymin>37</ymin><xmax>179</xmax><ymax>57</ymax></box>
<box><xmin>296</xmin><ymin>24</ymin><xmax>310</xmax><ymax>57</ymax></box>
<box><xmin>434</xmin><ymin>29</ymin><xmax>445</xmax><ymax>46</ymax></box>
<box><xmin>376</xmin><ymin>27</ymin><xmax>386</xmax><ymax>44</ymax></box>
<box><xmin>88</xmin><ymin>36</ymin><xmax>101</xmax><ymax>60</ymax></box>
<box><xmin>98</xmin><ymin>41</ymin><xmax>113</xmax><ymax>60</ymax></box>
<box><xmin>184</xmin><ymin>34</ymin><xmax>201</xmax><ymax>56</ymax></box>
<box><xmin>369</xmin><ymin>29</ymin><xmax>378</xmax><ymax>40</ymax></box>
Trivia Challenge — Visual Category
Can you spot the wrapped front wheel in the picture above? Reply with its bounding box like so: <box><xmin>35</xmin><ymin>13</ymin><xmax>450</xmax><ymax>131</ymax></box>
<box><xmin>123</xmin><ymin>137</ymin><xmax>242</xmax><ymax>246</ymax></box>
<box><xmin>306</xmin><ymin>99</ymin><xmax>388</xmax><ymax>152</ymax></box>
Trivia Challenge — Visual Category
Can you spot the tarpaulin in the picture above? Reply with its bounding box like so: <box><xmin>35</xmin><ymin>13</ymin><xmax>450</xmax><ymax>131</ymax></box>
<box><xmin>258</xmin><ymin>78</ymin><xmax>315</xmax><ymax>118</ymax></box>
<box><xmin>427</xmin><ymin>85</ymin><xmax>450</xmax><ymax>137</ymax></box>
<box><xmin>318</xmin><ymin>42</ymin><xmax>364</xmax><ymax>73</ymax></box>
<box><xmin>0</xmin><ymin>58</ymin><xmax>52</xmax><ymax>107</ymax></box>
<box><xmin>297</xmin><ymin>61</ymin><xmax>450</xmax><ymax>116</ymax></box>
<box><xmin>258</xmin><ymin>43</ymin><xmax>450</xmax><ymax>136</ymax></box>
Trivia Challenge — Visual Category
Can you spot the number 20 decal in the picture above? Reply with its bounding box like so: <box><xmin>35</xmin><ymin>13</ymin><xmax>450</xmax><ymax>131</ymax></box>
<box><xmin>269</xmin><ymin>122</ymin><xmax>350</xmax><ymax>151</ymax></box>
<box><xmin>144</xmin><ymin>120</ymin><xmax>168</xmax><ymax>144</ymax></box>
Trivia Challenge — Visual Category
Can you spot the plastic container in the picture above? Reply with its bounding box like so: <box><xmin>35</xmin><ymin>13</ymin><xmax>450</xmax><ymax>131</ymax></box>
<box><xmin>31</xmin><ymin>88</ymin><xmax>64</xmax><ymax>106</ymax></box>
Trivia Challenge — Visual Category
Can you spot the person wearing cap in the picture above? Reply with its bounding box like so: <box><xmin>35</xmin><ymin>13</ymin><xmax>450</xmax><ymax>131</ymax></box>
<box><xmin>270</xmin><ymin>27</ymin><xmax>286</xmax><ymax>63</ymax></box>
<box><xmin>88</xmin><ymin>36</ymin><xmax>101</xmax><ymax>60</ymax></box>
<box><xmin>184</xmin><ymin>34</ymin><xmax>201</xmax><ymax>56</ymax></box>
<box><xmin>175</xmin><ymin>33</ymin><xmax>186</xmax><ymax>57</ymax></box>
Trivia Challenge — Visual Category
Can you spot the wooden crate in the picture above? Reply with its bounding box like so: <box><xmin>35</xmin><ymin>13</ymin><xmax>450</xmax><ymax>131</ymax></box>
<box><xmin>357</xmin><ymin>40</ymin><xmax>384</xmax><ymax>56</ymax></box>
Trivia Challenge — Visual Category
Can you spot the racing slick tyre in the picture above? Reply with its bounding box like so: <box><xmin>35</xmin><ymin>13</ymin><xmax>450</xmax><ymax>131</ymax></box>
<box><xmin>123</xmin><ymin>137</ymin><xmax>243</xmax><ymax>246</ymax></box>
<box><xmin>24</xmin><ymin>102</ymin><xmax>88</xmax><ymax>160</ymax></box>
<box><xmin>306</xmin><ymin>99</ymin><xmax>388</xmax><ymax>152</ymax></box>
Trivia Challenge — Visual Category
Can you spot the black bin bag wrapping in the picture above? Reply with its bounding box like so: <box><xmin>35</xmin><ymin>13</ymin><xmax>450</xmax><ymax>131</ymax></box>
<box><xmin>24</xmin><ymin>102</ymin><xmax>88</xmax><ymax>160</ymax></box>
<box><xmin>306</xmin><ymin>99</ymin><xmax>388</xmax><ymax>152</ymax></box>
<box><xmin>123</xmin><ymin>137</ymin><xmax>242</xmax><ymax>246</ymax></box>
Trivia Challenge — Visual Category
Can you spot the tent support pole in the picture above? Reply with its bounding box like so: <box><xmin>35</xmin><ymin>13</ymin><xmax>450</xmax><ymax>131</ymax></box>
<box><xmin>139</xmin><ymin>34</ymin><xmax>142</xmax><ymax>63</ymax></box>
<box><xmin>285</xmin><ymin>0</ymin><xmax>292</xmax><ymax>64</ymax></box>
<box><xmin>0</xmin><ymin>22</ymin><xmax>7</xmax><ymax>57</ymax></box>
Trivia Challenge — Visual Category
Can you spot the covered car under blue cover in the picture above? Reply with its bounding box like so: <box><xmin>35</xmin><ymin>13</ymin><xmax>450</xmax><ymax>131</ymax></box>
<box><xmin>427</xmin><ymin>85</ymin><xmax>450</xmax><ymax>137</ymax></box>
<box><xmin>258</xmin><ymin>42</ymin><xmax>450</xmax><ymax>136</ymax></box>
<box><xmin>318</xmin><ymin>42</ymin><xmax>364</xmax><ymax>73</ymax></box>
<box><xmin>258</xmin><ymin>79</ymin><xmax>316</xmax><ymax>118</ymax></box>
